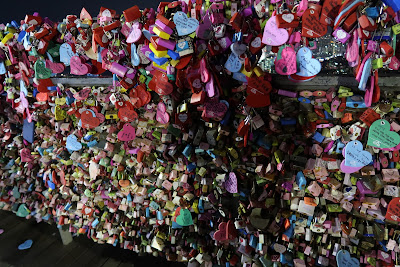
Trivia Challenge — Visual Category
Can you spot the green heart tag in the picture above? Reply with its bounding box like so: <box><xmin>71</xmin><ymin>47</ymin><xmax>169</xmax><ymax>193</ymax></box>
<box><xmin>175</xmin><ymin>208</ymin><xmax>193</xmax><ymax>226</ymax></box>
<box><xmin>367</xmin><ymin>119</ymin><xmax>400</xmax><ymax>148</ymax></box>
<box><xmin>34</xmin><ymin>59</ymin><xmax>52</xmax><ymax>79</ymax></box>
<box><xmin>16</xmin><ymin>204</ymin><xmax>30</xmax><ymax>217</ymax></box>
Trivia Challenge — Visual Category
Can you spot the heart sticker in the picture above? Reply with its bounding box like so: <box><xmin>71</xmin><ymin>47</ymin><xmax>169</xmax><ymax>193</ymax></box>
<box><xmin>262</xmin><ymin>16</ymin><xmax>289</xmax><ymax>46</ymax></box>
<box><xmin>225</xmin><ymin>172</ymin><xmax>238</xmax><ymax>193</ymax></box>
<box><xmin>59</xmin><ymin>43</ymin><xmax>77</xmax><ymax>66</ymax></box>
<box><xmin>66</xmin><ymin>134</ymin><xmax>82</xmax><ymax>151</ymax></box>
<box><xmin>336</xmin><ymin>250</ymin><xmax>360</xmax><ymax>267</ymax></box>
<box><xmin>296</xmin><ymin>47</ymin><xmax>321</xmax><ymax>77</ymax></box>
<box><xmin>386</xmin><ymin>198</ymin><xmax>400</xmax><ymax>222</ymax></box>
<box><xmin>81</xmin><ymin>110</ymin><xmax>100</xmax><ymax>128</ymax></box>
<box><xmin>368</xmin><ymin>119</ymin><xmax>400</xmax><ymax>149</ymax></box>
<box><xmin>302</xmin><ymin>9</ymin><xmax>328</xmax><ymax>38</ymax></box>
<box><xmin>34</xmin><ymin>59</ymin><xmax>52</xmax><ymax>80</ymax></box>
<box><xmin>225</xmin><ymin>52</ymin><xmax>242</xmax><ymax>73</ymax></box>
<box><xmin>70</xmin><ymin>56</ymin><xmax>89</xmax><ymax>75</ymax></box>
<box><xmin>118</xmin><ymin>124</ymin><xmax>136</xmax><ymax>141</ymax></box>
<box><xmin>175</xmin><ymin>208</ymin><xmax>193</xmax><ymax>226</ymax></box>
<box><xmin>246</xmin><ymin>77</ymin><xmax>272</xmax><ymax>108</ymax></box>
<box><xmin>46</xmin><ymin>60</ymin><xmax>65</xmax><ymax>74</ymax></box>
<box><xmin>275</xmin><ymin>46</ymin><xmax>297</xmax><ymax>75</ymax></box>
<box><xmin>156</xmin><ymin>102</ymin><xmax>170</xmax><ymax>124</ymax></box>
<box><xmin>173</xmin><ymin>11</ymin><xmax>199</xmax><ymax>36</ymax></box>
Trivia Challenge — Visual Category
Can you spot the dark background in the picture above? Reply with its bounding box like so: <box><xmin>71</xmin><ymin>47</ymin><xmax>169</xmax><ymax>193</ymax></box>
<box><xmin>0</xmin><ymin>1</ymin><xmax>161</xmax><ymax>24</ymax></box>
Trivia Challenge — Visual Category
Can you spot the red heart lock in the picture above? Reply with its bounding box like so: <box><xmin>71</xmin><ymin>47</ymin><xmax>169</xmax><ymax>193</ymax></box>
<box><xmin>37</xmin><ymin>78</ymin><xmax>54</xmax><ymax>93</ymax></box>
<box><xmin>118</xmin><ymin>107</ymin><xmax>138</xmax><ymax>122</ymax></box>
<box><xmin>302</xmin><ymin>8</ymin><xmax>327</xmax><ymax>38</ymax></box>
<box><xmin>276</xmin><ymin>13</ymin><xmax>300</xmax><ymax>28</ymax></box>
<box><xmin>246</xmin><ymin>76</ymin><xmax>272</xmax><ymax>107</ymax></box>
<box><xmin>81</xmin><ymin>110</ymin><xmax>100</xmax><ymax>129</ymax></box>
<box><xmin>320</xmin><ymin>0</ymin><xmax>341</xmax><ymax>26</ymax></box>
<box><xmin>45</xmin><ymin>60</ymin><xmax>65</xmax><ymax>74</ymax></box>
<box><xmin>386</xmin><ymin>198</ymin><xmax>400</xmax><ymax>222</ymax></box>
<box><xmin>153</xmin><ymin>71</ymin><xmax>174</xmax><ymax>95</ymax></box>
<box><xmin>90</xmin><ymin>59</ymin><xmax>106</xmax><ymax>75</ymax></box>
<box><xmin>213</xmin><ymin>222</ymin><xmax>228</xmax><ymax>241</ymax></box>
<box><xmin>175</xmin><ymin>55</ymin><xmax>192</xmax><ymax>69</ymax></box>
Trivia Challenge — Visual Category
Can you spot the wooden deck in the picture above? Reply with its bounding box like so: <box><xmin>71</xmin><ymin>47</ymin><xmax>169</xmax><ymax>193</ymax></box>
<box><xmin>0</xmin><ymin>211</ymin><xmax>185</xmax><ymax>267</ymax></box>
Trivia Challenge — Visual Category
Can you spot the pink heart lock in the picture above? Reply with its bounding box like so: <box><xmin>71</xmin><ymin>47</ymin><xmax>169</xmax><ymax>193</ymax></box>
<box><xmin>203</xmin><ymin>99</ymin><xmax>228</xmax><ymax>121</ymax></box>
<box><xmin>156</xmin><ymin>102</ymin><xmax>170</xmax><ymax>124</ymax></box>
<box><xmin>126</xmin><ymin>22</ymin><xmax>142</xmax><ymax>43</ymax></box>
<box><xmin>45</xmin><ymin>59</ymin><xmax>65</xmax><ymax>74</ymax></box>
<box><xmin>275</xmin><ymin>46</ymin><xmax>297</xmax><ymax>75</ymax></box>
<box><xmin>118</xmin><ymin>123</ymin><xmax>136</xmax><ymax>141</ymax></box>
<box><xmin>20</xmin><ymin>148</ymin><xmax>32</xmax><ymax>162</ymax></box>
<box><xmin>262</xmin><ymin>16</ymin><xmax>289</xmax><ymax>46</ymax></box>
<box><xmin>70</xmin><ymin>56</ymin><xmax>89</xmax><ymax>75</ymax></box>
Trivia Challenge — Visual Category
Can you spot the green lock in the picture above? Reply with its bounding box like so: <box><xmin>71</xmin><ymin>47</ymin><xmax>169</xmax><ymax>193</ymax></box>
<box><xmin>392</xmin><ymin>23</ymin><xmax>400</xmax><ymax>35</ymax></box>
<box><xmin>326</xmin><ymin>204</ymin><xmax>343</xmax><ymax>212</ymax></box>
<box><xmin>372</xmin><ymin>58</ymin><xmax>383</xmax><ymax>69</ymax></box>
<box><xmin>113</xmin><ymin>39</ymin><xmax>120</xmax><ymax>46</ymax></box>
<box><xmin>99</xmin><ymin>157</ymin><xmax>110</xmax><ymax>167</ymax></box>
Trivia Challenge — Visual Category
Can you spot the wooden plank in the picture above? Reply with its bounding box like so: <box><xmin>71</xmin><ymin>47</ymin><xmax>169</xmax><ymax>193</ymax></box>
<box><xmin>102</xmin><ymin>257</ymin><xmax>122</xmax><ymax>267</ymax></box>
<box><xmin>71</xmin><ymin>242</ymin><xmax>109</xmax><ymax>267</ymax></box>
<box><xmin>33</xmin><ymin>238</ymin><xmax>79</xmax><ymax>266</ymax></box>
<box><xmin>118</xmin><ymin>262</ymin><xmax>135</xmax><ymax>267</ymax></box>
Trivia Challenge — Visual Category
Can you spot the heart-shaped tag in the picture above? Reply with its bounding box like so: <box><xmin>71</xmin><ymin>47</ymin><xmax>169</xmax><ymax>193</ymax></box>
<box><xmin>45</xmin><ymin>59</ymin><xmax>65</xmax><ymax>74</ymax></box>
<box><xmin>118</xmin><ymin>123</ymin><xmax>136</xmax><ymax>141</ymax></box>
<box><xmin>368</xmin><ymin>119</ymin><xmax>400</xmax><ymax>149</ymax></box>
<box><xmin>59</xmin><ymin>43</ymin><xmax>77</xmax><ymax>66</ymax></box>
<box><xmin>320</xmin><ymin>0</ymin><xmax>341</xmax><ymax>26</ymax></box>
<box><xmin>225</xmin><ymin>172</ymin><xmax>238</xmax><ymax>193</ymax></box>
<box><xmin>386</xmin><ymin>198</ymin><xmax>400</xmax><ymax>222</ymax></box>
<box><xmin>213</xmin><ymin>222</ymin><xmax>228</xmax><ymax>241</ymax></box>
<box><xmin>302</xmin><ymin>9</ymin><xmax>328</xmax><ymax>38</ymax></box>
<box><xmin>225</xmin><ymin>52</ymin><xmax>242</xmax><ymax>73</ymax></box>
<box><xmin>296</xmin><ymin>47</ymin><xmax>321</xmax><ymax>77</ymax></box>
<box><xmin>275</xmin><ymin>46</ymin><xmax>297</xmax><ymax>75</ymax></box>
<box><xmin>173</xmin><ymin>11</ymin><xmax>199</xmax><ymax>36</ymax></box>
<box><xmin>262</xmin><ymin>16</ymin><xmax>289</xmax><ymax>46</ymax></box>
<box><xmin>66</xmin><ymin>134</ymin><xmax>82</xmax><ymax>151</ymax></box>
<box><xmin>150</xmin><ymin>71</ymin><xmax>174</xmax><ymax>95</ymax></box>
<box><xmin>34</xmin><ymin>59</ymin><xmax>52</xmax><ymax>80</ymax></box>
<box><xmin>175</xmin><ymin>208</ymin><xmax>193</xmax><ymax>226</ymax></box>
<box><xmin>203</xmin><ymin>100</ymin><xmax>228</xmax><ymax>121</ymax></box>
<box><xmin>127</xmin><ymin>22</ymin><xmax>142</xmax><ymax>43</ymax></box>
<box><xmin>230</xmin><ymin>43</ymin><xmax>247</xmax><ymax>56</ymax></box>
<box><xmin>336</xmin><ymin>250</ymin><xmax>360</xmax><ymax>267</ymax></box>
<box><xmin>342</xmin><ymin>141</ymin><xmax>372</xmax><ymax>171</ymax></box>
<box><xmin>20</xmin><ymin>148</ymin><xmax>32</xmax><ymax>162</ymax></box>
<box><xmin>81</xmin><ymin>110</ymin><xmax>100</xmax><ymax>128</ymax></box>
<box><xmin>70</xmin><ymin>56</ymin><xmax>89</xmax><ymax>75</ymax></box>
<box><xmin>156</xmin><ymin>102</ymin><xmax>170</xmax><ymax>124</ymax></box>
<box><xmin>246</xmin><ymin>77</ymin><xmax>272</xmax><ymax>107</ymax></box>
<box><xmin>118</xmin><ymin>107</ymin><xmax>138</xmax><ymax>122</ymax></box>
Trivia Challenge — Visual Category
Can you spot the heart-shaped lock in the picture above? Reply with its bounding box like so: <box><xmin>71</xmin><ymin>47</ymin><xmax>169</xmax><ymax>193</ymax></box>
<box><xmin>70</xmin><ymin>56</ymin><xmax>90</xmax><ymax>75</ymax></box>
<box><xmin>173</xmin><ymin>11</ymin><xmax>199</xmax><ymax>36</ymax></box>
<box><xmin>34</xmin><ymin>59</ymin><xmax>52</xmax><ymax>80</ymax></box>
<box><xmin>246</xmin><ymin>76</ymin><xmax>272</xmax><ymax>107</ymax></box>
<box><xmin>156</xmin><ymin>102</ymin><xmax>170</xmax><ymax>124</ymax></box>
<box><xmin>81</xmin><ymin>110</ymin><xmax>100</xmax><ymax>128</ymax></box>
<box><xmin>262</xmin><ymin>16</ymin><xmax>289</xmax><ymax>46</ymax></box>
<box><xmin>302</xmin><ymin>8</ymin><xmax>328</xmax><ymax>38</ymax></box>
<box><xmin>296</xmin><ymin>47</ymin><xmax>321</xmax><ymax>77</ymax></box>
<box><xmin>59</xmin><ymin>43</ymin><xmax>77</xmax><ymax>66</ymax></box>
<box><xmin>275</xmin><ymin>46</ymin><xmax>297</xmax><ymax>75</ymax></box>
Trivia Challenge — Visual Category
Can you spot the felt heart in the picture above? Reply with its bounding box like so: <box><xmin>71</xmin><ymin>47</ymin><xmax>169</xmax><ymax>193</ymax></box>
<box><xmin>70</xmin><ymin>56</ymin><xmax>89</xmax><ymax>75</ymax></box>
<box><xmin>156</xmin><ymin>102</ymin><xmax>170</xmax><ymax>124</ymax></box>
<box><xmin>213</xmin><ymin>222</ymin><xmax>228</xmax><ymax>241</ymax></box>
<box><xmin>262</xmin><ymin>16</ymin><xmax>289</xmax><ymax>46</ymax></box>
<box><xmin>18</xmin><ymin>239</ymin><xmax>33</xmax><ymax>250</ymax></box>
<box><xmin>386</xmin><ymin>198</ymin><xmax>400</xmax><ymax>222</ymax></box>
<box><xmin>175</xmin><ymin>208</ymin><xmax>193</xmax><ymax>226</ymax></box>
<box><xmin>225</xmin><ymin>53</ymin><xmax>242</xmax><ymax>73</ymax></box>
<box><xmin>34</xmin><ymin>59</ymin><xmax>52</xmax><ymax>80</ymax></box>
<box><xmin>225</xmin><ymin>172</ymin><xmax>238</xmax><ymax>193</ymax></box>
<box><xmin>344</xmin><ymin>141</ymin><xmax>372</xmax><ymax>167</ymax></box>
<box><xmin>296</xmin><ymin>47</ymin><xmax>321</xmax><ymax>77</ymax></box>
<box><xmin>127</xmin><ymin>22</ymin><xmax>142</xmax><ymax>43</ymax></box>
<box><xmin>203</xmin><ymin>100</ymin><xmax>228</xmax><ymax>121</ymax></box>
<box><xmin>118</xmin><ymin>107</ymin><xmax>138</xmax><ymax>122</ymax></box>
<box><xmin>246</xmin><ymin>77</ymin><xmax>272</xmax><ymax>107</ymax></box>
<box><xmin>118</xmin><ymin>123</ymin><xmax>136</xmax><ymax>141</ymax></box>
<box><xmin>336</xmin><ymin>250</ymin><xmax>360</xmax><ymax>267</ymax></box>
<box><xmin>16</xmin><ymin>204</ymin><xmax>30</xmax><ymax>217</ymax></box>
<box><xmin>230</xmin><ymin>43</ymin><xmax>247</xmax><ymax>56</ymax></box>
<box><xmin>368</xmin><ymin>119</ymin><xmax>400</xmax><ymax>148</ymax></box>
<box><xmin>45</xmin><ymin>59</ymin><xmax>65</xmax><ymax>74</ymax></box>
<box><xmin>173</xmin><ymin>11</ymin><xmax>199</xmax><ymax>36</ymax></box>
<box><xmin>59</xmin><ymin>43</ymin><xmax>77</xmax><ymax>66</ymax></box>
<box><xmin>302</xmin><ymin>9</ymin><xmax>327</xmax><ymax>38</ymax></box>
<box><xmin>81</xmin><ymin>110</ymin><xmax>100</xmax><ymax>128</ymax></box>
<box><xmin>66</xmin><ymin>134</ymin><xmax>82</xmax><ymax>151</ymax></box>
<box><xmin>275</xmin><ymin>46</ymin><xmax>297</xmax><ymax>75</ymax></box>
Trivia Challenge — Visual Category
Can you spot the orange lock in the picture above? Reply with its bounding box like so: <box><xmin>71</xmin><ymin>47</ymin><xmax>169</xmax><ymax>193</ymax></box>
<box><xmin>190</xmin><ymin>91</ymin><xmax>206</xmax><ymax>105</ymax></box>
<box><xmin>380</xmin><ymin>41</ymin><xmax>394</xmax><ymax>58</ymax></box>
<box><xmin>123</xmin><ymin>5</ymin><xmax>142</xmax><ymax>22</ymax></box>
<box><xmin>358</xmin><ymin>15</ymin><xmax>377</xmax><ymax>31</ymax></box>
<box><xmin>150</xmin><ymin>36</ymin><xmax>167</xmax><ymax>50</ymax></box>
<box><xmin>103</xmin><ymin>20</ymin><xmax>121</xmax><ymax>31</ymax></box>
<box><xmin>304</xmin><ymin>197</ymin><xmax>318</xmax><ymax>206</ymax></box>
<box><xmin>24</xmin><ymin>15</ymin><xmax>42</xmax><ymax>26</ymax></box>
<box><xmin>342</xmin><ymin>12</ymin><xmax>357</xmax><ymax>32</ymax></box>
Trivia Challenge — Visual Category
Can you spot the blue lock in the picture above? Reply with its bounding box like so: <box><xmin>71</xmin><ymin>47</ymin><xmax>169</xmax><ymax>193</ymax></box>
<box><xmin>296</xmin><ymin>171</ymin><xmax>307</xmax><ymax>190</ymax></box>
<box><xmin>366</xmin><ymin>7</ymin><xmax>379</xmax><ymax>18</ymax></box>
<box><xmin>167</xmin><ymin>50</ymin><xmax>180</xmax><ymax>60</ymax></box>
<box><xmin>382</xmin><ymin>0</ymin><xmax>400</xmax><ymax>12</ymax></box>
<box><xmin>280</xmin><ymin>118</ymin><xmax>296</xmax><ymax>126</ymax></box>
<box><xmin>182</xmin><ymin>144</ymin><xmax>192</xmax><ymax>158</ymax></box>
<box><xmin>149</xmin><ymin>52</ymin><xmax>168</xmax><ymax>65</ymax></box>
<box><xmin>312</xmin><ymin>132</ymin><xmax>325</xmax><ymax>143</ymax></box>
<box><xmin>324</xmin><ymin>111</ymin><xmax>333</xmax><ymax>119</ymax></box>
<box><xmin>346</xmin><ymin>96</ymin><xmax>366</xmax><ymax>108</ymax></box>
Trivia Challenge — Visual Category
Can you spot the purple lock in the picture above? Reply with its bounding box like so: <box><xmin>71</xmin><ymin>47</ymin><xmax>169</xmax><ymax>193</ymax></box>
<box><xmin>149</xmin><ymin>25</ymin><xmax>156</xmax><ymax>34</ymax></box>
<box><xmin>158</xmin><ymin>38</ymin><xmax>176</xmax><ymax>50</ymax></box>
<box><xmin>333</xmin><ymin>27</ymin><xmax>350</xmax><ymax>43</ymax></box>
<box><xmin>217</xmin><ymin>36</ymin><xmax>232</xmax><ymax>51</ymax></box>
<box><xmin>109</xmin><ymin>62</ymin><xmax>128</xmax><ymax>77</ymax></box>
<box><xmin>367</xmin><ymin>40</ymin><xmax>379</xmax><ymax>52</ymax></box>
<box><xmin>243</xmin><ymin>7</ymin><xmax>253</xmax><ymax>17</ymax></box>
<box><xmin>141</xmin><ymin>45</ymin><xmax>152</xmax><ymax>59</ymax></box>
<box><xmin>155</xmin><ymin>20</ymin><xmax>173</xmax><ymax>35</ymax></box>
<box><xmin>125</xmin><ymin>68</ymin><xmax>137</xmax><ymax>80</ymax></box>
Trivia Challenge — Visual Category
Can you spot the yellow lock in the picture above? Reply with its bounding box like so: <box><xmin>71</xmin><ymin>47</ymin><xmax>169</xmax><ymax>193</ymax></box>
<box><xmin>192</xmin><ymin>200</ymin><xmax>199</xmax><ymax>213</ymax></box>
<box><xmin>241</xmin><ymin>66</ymin><xmax>253</xmax><ymax>77</ymax></box>
<box><xmin>170</xmin><ymin>59</ymin><xmax>180</xmax><ymax>67</ymax></box>
<box><xmin>54</xmin><ymin>106</ymin><xmax>66</xmax><ymax>120</ymax></box>
<box><xmin>149</xmin><ymin>43</ymin><xmax>168</xmax><ymax>58</ymax></box>
<box><xmin>1</xmin><ymin>33</ymin><xmax>13</xmax><ymax>44</ymax></box>
<box><xmin>372</xmin><ymin>58</ymin><xmax>383</xmax><ymax>69</ymax></box>
<box><xmin>253</xmin><ymin>66</ymin><xmax>264</xmax><ymax>77</ymax></box>
<box><xmin>55</xmin><ymin>97</ymin><xmax>66</xmax><ymax>106</ymax></box>
<box><xmin>153</xmin><ymin>26</ymin><xmax>171</xmax><ymax>40</ymax></box>
<box><xmin>153</xmin><ymin>61</ymin><xmax>169</xmax><ymax>71</ymax></box>
<box><xmin>393</xmin><ymin>23</ymin><xmax>400</xmax><ymax>35</ymax></box>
